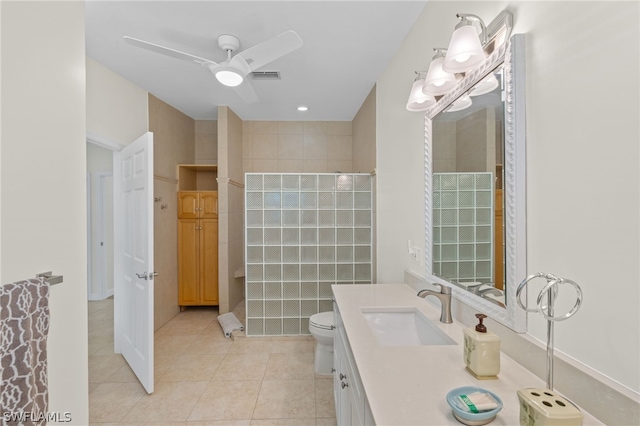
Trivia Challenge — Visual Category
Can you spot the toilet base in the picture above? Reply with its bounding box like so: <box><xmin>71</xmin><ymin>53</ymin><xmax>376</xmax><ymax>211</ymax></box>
<box><xmin>314</xmin><ymin>342</ymin><xmax>334</xmax><ymax>375</ymax></box>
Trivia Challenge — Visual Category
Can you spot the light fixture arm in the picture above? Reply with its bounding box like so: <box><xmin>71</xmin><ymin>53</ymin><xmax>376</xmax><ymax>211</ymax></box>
<box><xmin>456</xmin><ymin>13</ymin><xmax>487</xmax><ymax>45</ymax></box>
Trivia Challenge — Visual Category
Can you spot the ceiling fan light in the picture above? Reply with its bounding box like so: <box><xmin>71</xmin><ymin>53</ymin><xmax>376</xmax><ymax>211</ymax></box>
<box><xmin>442</xmin><ymin>24</ymin><xmax>486</xmax><ymax>73</ymax></box>
<box><xmin>215</xmin><ymin>69</ymin><xmax>244</xmax><ymax>87</ymax></box>
<box><xmin>422</xmin><ymin>55</ymin><xmax>457</xmax><ymax>96</ymax></box>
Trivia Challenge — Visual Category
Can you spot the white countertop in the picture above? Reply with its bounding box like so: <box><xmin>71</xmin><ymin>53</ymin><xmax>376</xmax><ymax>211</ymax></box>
<box><xmin>332</xmin><ymin>284</ymin><xmax>602</xmax><ymax>426</ymax></box>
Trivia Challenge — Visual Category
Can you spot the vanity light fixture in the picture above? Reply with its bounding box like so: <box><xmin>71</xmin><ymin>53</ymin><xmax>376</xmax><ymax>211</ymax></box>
<box><xmin>406</xmin><ymin>72</ymin><xmax>436</xmax><ymax>111</ymax></box>
<box><xmin>469</xmin><ymin>73</ymin><xmax>499</xmax><ymax>97</ymax></box>
<box><xmin>445</xmin><ymin>94</ymin><xmax>472</xmax><ymax>112</ymax></box>
<box><xmin>297</xmin><ymin>105</ymin><xmax>309</xmax><ymax>112</ymax></box>
<box><xmin>422</xmin><ymin>49</ymin><xmax>458</xmax><ymax>96</ymax></box>
<box><xmin>442</xmin><ymin>14</ymin><xmax>487</xmax><ymax>74</ymax></box>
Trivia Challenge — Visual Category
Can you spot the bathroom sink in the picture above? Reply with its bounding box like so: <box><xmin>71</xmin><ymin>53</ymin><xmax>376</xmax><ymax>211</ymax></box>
<box><xmin>361</xmin><ymin>307</ymin><xmax>457</xmax><ymax>347</ymax></box>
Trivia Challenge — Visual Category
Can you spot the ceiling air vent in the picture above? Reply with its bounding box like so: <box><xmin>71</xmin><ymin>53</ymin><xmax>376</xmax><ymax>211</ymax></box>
<box><xmin>249</xmin><ymin>71</ymin><xmax>281</xmax><ymax>80</ymax></box>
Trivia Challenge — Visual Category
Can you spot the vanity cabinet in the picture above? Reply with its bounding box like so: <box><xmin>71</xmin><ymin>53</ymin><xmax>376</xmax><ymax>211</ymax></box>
<box><xmin>178</xmin><ymin>191</ymin><xmax>218</xmax><ymax>307</ymax></box>
<box><xmin>334</xmin><ymin>305</ymin><xmax>374</xmax><ymax>426</ymax></box>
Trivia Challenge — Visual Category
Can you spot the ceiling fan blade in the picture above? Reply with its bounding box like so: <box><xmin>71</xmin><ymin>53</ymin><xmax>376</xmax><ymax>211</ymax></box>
<box><xmin>236</xmin><ymin>30</ymin><xmax>303</xmax><ymax>71</ymax></box>
<box><xmin>123</xmin><ymin>36</ymin><xmax>217</xmax><ymax>66</ymax></box>
<box><xmin>234</xmin><ymin>80</ymin><xmax>259</xmax><ymax>104</ymax></box>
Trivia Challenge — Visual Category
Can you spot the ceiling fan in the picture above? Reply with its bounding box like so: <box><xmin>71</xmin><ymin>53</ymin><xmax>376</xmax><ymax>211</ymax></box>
<box><xmin>123</xmin><ymin>30</ymin><xmax>303</xmax><ymax>103</ymax></box>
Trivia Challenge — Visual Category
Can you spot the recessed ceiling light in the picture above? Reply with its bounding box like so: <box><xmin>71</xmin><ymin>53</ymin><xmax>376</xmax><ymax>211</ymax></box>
<box><xmin>297</xmin><ymin>106</ymin><xmax>309</xmax><ymax>112</ymax></box>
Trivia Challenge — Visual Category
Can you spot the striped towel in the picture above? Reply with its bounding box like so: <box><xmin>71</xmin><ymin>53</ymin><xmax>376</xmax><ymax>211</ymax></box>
<box><xmin>217</xmin><ymin>312</ymin><xmax>244</xmax><ymax>337</ymax></box>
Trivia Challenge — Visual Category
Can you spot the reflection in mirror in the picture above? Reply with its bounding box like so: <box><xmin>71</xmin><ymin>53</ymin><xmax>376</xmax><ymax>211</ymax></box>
<box><xmin>432</xmin><ymin>65</ymin><xmax>505</xmax><ymax>307</ymax></box>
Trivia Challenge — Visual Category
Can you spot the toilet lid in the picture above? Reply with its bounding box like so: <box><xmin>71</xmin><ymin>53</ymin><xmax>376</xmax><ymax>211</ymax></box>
<box><xmin>309</xmin><ymin>311</ymin><xmax>334</xmax><ymax>330</ymax></box>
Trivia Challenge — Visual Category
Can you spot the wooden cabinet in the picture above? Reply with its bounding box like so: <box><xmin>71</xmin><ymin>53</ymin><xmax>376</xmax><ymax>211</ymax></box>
<box><xmin>178</xmin><ymin>191</ymin><xmax>218</xmax><ymax>306</ymax></box>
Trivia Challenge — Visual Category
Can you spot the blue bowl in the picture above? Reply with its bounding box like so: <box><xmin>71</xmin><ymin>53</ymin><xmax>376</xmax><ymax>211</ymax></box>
<box><xmin>446</xmin><ymin>386</ymin><xmax>503</xmax><ymax>425</ymax></box>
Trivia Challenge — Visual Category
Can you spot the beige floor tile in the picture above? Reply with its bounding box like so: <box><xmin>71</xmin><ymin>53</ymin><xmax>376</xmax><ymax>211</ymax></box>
<box><xmin>160</xmin><ymin>353</ymin><xmax>226</xmax><ymax>382</ymax></box>
<box><xmin>249</xmin><ymin>419</ymin><xmax>316</xmax><ymax>426</ymax></box>
<box><xmin>89</xmin><ymin>382</ymin><xmax>146</xmax><ymax>423</ymax></box>
<box><xmin>154</xmin><ymin>333</ymin><xmax>199</xmax><ymax>357</ymax></box>
<box><xmin>105</xmin><ymin>363</ymin><xmax>138</xmax><ymax>383</ymax></box>
<box><xmin>154</xmin><ymin>352</ymin><xmax>178</xmax><ymax>381</ymax></box>
<box><xmin>89</xmin><ymin>353</ymin><xmax>126</xmax><ymax>383</ymax></box>
<box><xmin>315</xmin><ymin>379</ymin><xmax>336</xmax><ymax>419</ymax></box>
<box><xmin>186</xmin><ymin>334</ymin><xmax>234</xmax><ymax>355</ymax></box>
<box><xmin>88</xmin><ymin>382</ymin><xmax>101</xmax><ymax>393</ymax></box>
<box><xmin>316</xmin><ymin>417</ymin><xmax>338</xmax><ymax>426</ymax></box>
<box><xmin>253</xmin><ymin>379</ymin><xmax>316</xmax><ymax>419</ymax></box>
<box><xmin>121</xmin><ymin>381</ymin><xmax>208</xmax><ymax>423</ymax></box>
<box><xmin>188</xmin><ymin>380</ymin><xmax>261</xmax><ymax>421</ymax></box>
<box><xmin>212</xmin><ymin>352</ymin><xmax>270</xmax><ymax>381</ymax></box>
<box><xmin>270</xmin><ymin>340</ymin><xmax>314</xmax><ymax>353</ymax></box>
<box><xmin>263</xmin><ymin>352</ymin><xmax>314</xmax><ymax>380</ymax></box>
<box><xmin>188</xmin><ymin>422</ymin><xmax>252</xmax><ymax>426</ymax></box>
<box><xmin>228</xmin><ymin>339</ymin><xmax>274</xmax><ymax>354</ymax></box>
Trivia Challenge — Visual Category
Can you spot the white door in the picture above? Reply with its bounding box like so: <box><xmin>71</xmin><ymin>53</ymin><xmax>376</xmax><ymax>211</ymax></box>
<box><xmin>113</xmin><ymin>132</ymin><xmax>155</xmax><ymax>394</ymax></box>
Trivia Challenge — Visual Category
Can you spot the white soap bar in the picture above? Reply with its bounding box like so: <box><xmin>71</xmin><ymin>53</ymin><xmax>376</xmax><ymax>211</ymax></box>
<box><xmin>456</xmin><ymin>392</ymin><xmax>499</xmax><ymax>413</ymax></box>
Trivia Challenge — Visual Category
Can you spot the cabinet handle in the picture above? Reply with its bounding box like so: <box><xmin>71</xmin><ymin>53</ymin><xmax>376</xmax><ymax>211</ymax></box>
<box><xmin>331</xmin><ymin>368</ymin><xmax>336</xmax><ymax>373</ymax></box>
<box><xmin>339</xmin><ymin>373</ymin><xmax>347</xmax><ymax>380</ymax></box>
<box><xmin>341</xmin><ymin>381</ymin><xmax>349</xmax><ymax>389</ymax></box>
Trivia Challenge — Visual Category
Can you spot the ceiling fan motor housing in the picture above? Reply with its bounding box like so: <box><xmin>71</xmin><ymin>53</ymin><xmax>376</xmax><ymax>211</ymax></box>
<box><xmin>217</xmin><ymin>34</ymin><xmax>240</xmax><ymax>52</ymax></box>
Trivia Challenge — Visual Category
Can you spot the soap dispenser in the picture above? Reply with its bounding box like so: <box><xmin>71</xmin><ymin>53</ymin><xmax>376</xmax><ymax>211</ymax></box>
<box><xmin>463</xmin><ymin>313</ymin><xmax>501</xmax><ymax>379</ymax></box>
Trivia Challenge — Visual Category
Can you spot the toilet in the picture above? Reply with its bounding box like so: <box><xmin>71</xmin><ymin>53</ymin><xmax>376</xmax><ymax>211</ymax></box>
<box><xmin>309</xmin><ymin>311</ymin><xmax>335</xmax><ymax>375</ymax></box>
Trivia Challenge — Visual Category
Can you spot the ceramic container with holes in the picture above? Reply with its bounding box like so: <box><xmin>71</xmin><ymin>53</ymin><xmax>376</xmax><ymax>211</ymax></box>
<box><xmin>517</xmin><ymin>388</ymin><xmax>583</xmax><ymax>425</ymax></box>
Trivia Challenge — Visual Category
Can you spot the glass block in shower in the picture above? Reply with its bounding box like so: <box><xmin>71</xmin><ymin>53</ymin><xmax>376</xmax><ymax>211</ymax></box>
<box><xmin>433</xmin><ymin>245</ymin><xmax>441</xmax><ymax>262</ymax></box>
<box><xmin>336</xmin><ymin>175</ymin><xmax>353</xmax><ymax>191</ymax></box>
<box><xmin>319</xmin><ymin>264</ymin><xmax>336</xmax><ymax>281</ymax></box>
<box><xmin>301</xmin><ymin>282</ymin><xmax>318</xmax><ymax>299</ymax></box>
<box><xmin>354</xmin><ymin>211</ymin><xmax>371</xmax><ymax>226</ymax></box>
<box><xmin>246</xmin><ymin>192</ymin><xmax>263</xmax><ymax>209</ymax></box>
<box><xmin>459</xmin><ymin>191</ymin><xmax>475</xmax><ymax>208</ymax></box>
<box><xmin>265</xmin><ymin>265</ymin><xmax>282</xmax><ymax>281</ymax></box>
<box><xmin>283</xmin><ymin>318</ymin><xmax>300</xmax><ymax>335</ymax></box>
<box><xmin>458</xmin><ymin>174</ymin><xmax>474</xmax><ymax>190</ymax></box>
<box><xmin>319</xmin><ymin>282</ymin><xmax>333</xmax><ymax>298</ymax></box>
<box><xmin>264</xmin><ymin>174</ymin><xmax>282</xmax><ymax>190</ymax></box>
<box><xmin>459</xmin><ymin>226</ymin><xmax>475</xmax><ymax>243</ymax></box>
<box><xmin>354</xmin><ymin>228</ymin><xmax>371</xmax><ymax>245</ymax></box>
<box><xmin>319</xmin><ymin>175</ymin><xmax>336</xmax><ymax>190</ymax></box>
<box><xmin>442</xmin><ymin>244</ymin><xmax>457</xmax><ymax>261</ymax></box>
<box><xmin>264</xmin><ymin>210</ymin><xmax>281</xmax><ymax>227</ymax></box>
<box><xmin>301</xmin><ymin>300</ymin><xmax>318</xmax><ymax>316</ymax></box>
<box><xmin>301</xmin><ymin>264</ymin><xmax>318</xmax><ymax>280</ymax></box>
<box><xmin>318</xmin><ymin>211</ymin><xmax>335</xmax><ymax>227</ymax></box>
<box><xmin>337</xmin><ymin>264</ymin><xmax>353</xmax><ymax>281</ymax></box>
<box><xmin>354</xmin><ymin>192</ymin><xmax>371</xmax><ymax>209</ymax></box>
<box><xmin>337</xmin><ymin>246</ymin><xmax>353</xmax><ymax>262</ymax></box>
<box><xmin>319</xmin><ymin>246</ymin><xmax>335</xmax><ymax>263</ymax></box>
<box><xmin>282</xmin><ymin>192</ymin><xmax>299</xmax><ymax>209</ymax></box>
<box><xmin>459</xmin><ymin>262</ymin><xmax>475</xmax><ymax>279</ymax></box>
<box><xmin>336</xmin><ymin>210</ymin><xmax>353</xmax><ymax>226</ymax></box>
<box><xmin>264</xmin><ymin>192</ymin><xmax>281</xmax><ymax>209</ymax></box>
<box><xmin>476</xmin><ymin>226</ymin><xmax>491</xmax><ymax>242</ymax></box>
<box><xmin>354</xmin><ymin>175</ymin><xmax>371</xmax><ymax>191</ymax></box>
<box><xmin>336</xmin><ymin>192</ymin><xmax>353</xmax><ymax>209</ymax></box>
<box><xmin>318</xmin><ymin>192</ymin><xmax>335</xmax><ymax>209</ymax></box>
<box><xmin>248</xmin><ymin>319</ymin><xmax>264</xmax><ymax>335</ymax></box>
<box><xmin>354</xmin><ymin>246</ymin><xmax>371</xmax><ymax>262</ymax></box>
<box><xmin>476</xmin><ymin>209</ymin><xmax>491</xmax><ymax>225</ymax></box>
<box><xmin>247</xmin><ymin>246</ymin><xmax>263</xmax><ymax>263</ymax></box>
<box><xmin>283</xmin><ymin>264</ymin><xmax>300</xmax><ymax>281</ymax></box>
<box><xmin>442</xmin><ymin>174</ymin><xmax>457</xmax><ymax>190</ymax></box>
<box><xmin>433</xmin><ymin>191</ymin><xmax>441</xmax><ymax>208</ymax></box>
<box><xmin>283</xmin><ymin>282</ymin><xmax>300</xmax><ymax>299</ymax></box>
<box><xmin>300</xmin><ymin>192</ymin><xmax>317</xmax><ymax>209</ymax></box>
<box><xmin>301</xmin><ymin>246</ymin><xmax>317</xmax><ymax>263</ymax></box>
<box><xmin>319</xmin><ymin>300</ymin><xmax>333</xmax><ymax>313</ymax></box>
<box><xmin>282</xmin><ymin>210</ymin><xmax>300</xmax><ymax>227</ymax></box>
<box><xmin>247</xmin><ymin>265</ymin><xmax>263</xmax><ymax>281</ymax></box>
<box><xmin>282</xmin><ymin>174</ymin><xmax>299</xmax><ymax>191</ymax></box>
<box><xmin>476</xmin><ymin>173</ymin><xmax>492</xmax><ymax>189</ymax></box>
<box><xmin>459</xmin><ymin>244</ymin><xmax>475</xmax><ymax>260</ymax></box>
<box><xmin>283</xmin><ymin>246</ymin><xmax>299</xmax><ymax>263</ymax></box>
<box><xmin>247</xmin><ymin>210</ymin><xmax>263</xmax><ymax>227</ymax></box>
<box><xmin>476</xmin><ymin>243</ymin><xmax>492</xmax><ymax>260</ymax></box>
<box><xmin>441</xmin><ymin>227</ymin><xmax>458</xmax><ymax>243</ymax></box>
<box><xmin>319</xmin><ymin>228</ymin><xmax>336</xmax><ymax>245</ymax></box>
<box><xmin>265</xmin><ymin>300</ymin><xmax>282</xmax><ymax>317</ymax></box>
<box><xmin>442</xmin><ymin>210</ymin><xmax>458</xmax><ymax>226</ymax></box>
<box><xmin>432</xmin><ymin>174</ymin><xmax>442</xmax><ymax>190</ymax></box>
<box><xmin>433</xmin><ymin>210</ymin><xmax>441</xmax><ymax>227</ymax></box>
<box><xmin>300</xmin><ymin>175</ymin><xmax>317</xmax><ymax>190</ymax></box>
<box><xmin>476</xmin><ymin>191</ymin><xmax>492</xmax><ymax>208</ymax></box>
<box><xmin>265</xmin><ymin>282</ymin><xmax>282</xmax><ymax>299</ymax></box>
<box><xmin>301</xmin><ymin>228</ymin><xmax>318</xmax><ymax>245</ymax></box>
<box><xmin>246</xmin><ymin>282</ymin><xmax>264</xmax><ymax>299</ymax></box>
<box><xmin>264</xmin><ymin>228</ymin><xmax>282</xmax><ymax>245</ymax></box>
<box><xmin>337</xmin><ymin>228</ymin><xmax>353</xmax><ymax>244</ymax></box>
<box><xmin>433</xmin><ymin>262</ymin><xmax>441</xmax><ymax>276</ymax></box>
<box><xmin>247</xmin><ymin>300</ymin><xmax>264</xmax><ymax>317</ymax></box>
<box><xmin>265</xmin><ymin>318</ymin><xmax>282</xmax><ymax>335</ymax></box>
<box><xmin>441</xmin><ymin>262</ymin><xmax>457</xmax><ymax>280</ymax></box>
<box><xmin>459</xmin><ymin>209</ymin><xmax>475</xmax><ymax>225</ymax></box>
<box><xmin>441</xmin><ymin>192</ymin><xmax>457</xmax><ymax>208</ymax></box>
<box><xmin>301</xmin><ymin>318</ymin><xmax>310</xmax><ymax>334</ymax></box>
<box><xmin>433</xmin><ymin>228</ymin><xmax>441</xmax><ymax>244</ymax></box>
<box><xmin>354</xmin><ymin>264</ymin><xmax>371</xmax><ymax>281</ymax></box>
<box><xmin>300</xmin><ymin>210</ymin><xmax>317</xmax><ymax>227</ymax></box>
<box><xmin>283</xmin><ymin>300</ymin><xmax>300</xmax><ymax>316</ymax></box>
<box><xmin>282</xmin><ymin>228</ymin><xmax>299</xmax><ymax>245</ymax></box>
<box><xmin>476</xmin><ymin>261</ymin><xmax>491</xmax><ymax>278</ymax></box>
<box><xmin>264</xmin><ymin>246</ymin><xmax>281</xmax><ymax>263</ymax></box>
<box><xmin>246</xmin><ymin>174</ymin><xmax>263</xmax><ymax>190</ymax></box>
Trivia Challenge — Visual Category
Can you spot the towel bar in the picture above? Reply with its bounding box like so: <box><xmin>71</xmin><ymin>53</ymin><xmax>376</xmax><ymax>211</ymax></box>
<box><xmin>36</xmin><ymin>271</ymin><xmax>63</xmax><ymax>285</ymax></box>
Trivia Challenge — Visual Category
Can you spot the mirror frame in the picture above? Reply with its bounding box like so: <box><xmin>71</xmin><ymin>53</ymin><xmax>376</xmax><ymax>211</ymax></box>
<box><xmin>424</xmin><ymin>34</ymin><xmax>527</xmax><ymax>333</ymax></box>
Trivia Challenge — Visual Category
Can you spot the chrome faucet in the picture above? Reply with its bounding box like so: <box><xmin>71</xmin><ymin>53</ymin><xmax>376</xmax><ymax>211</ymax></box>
<box><xmin>417</xmin><ymin>284</ymin><xmax>453</xmax><ymax>324</ymax></box>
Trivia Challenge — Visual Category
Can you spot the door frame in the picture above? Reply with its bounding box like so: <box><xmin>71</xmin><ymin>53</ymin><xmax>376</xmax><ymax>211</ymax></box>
<box><xmin>87</xmin><ymin>170</ymin><xmax>114</xmax><ymax>300</ymax></box>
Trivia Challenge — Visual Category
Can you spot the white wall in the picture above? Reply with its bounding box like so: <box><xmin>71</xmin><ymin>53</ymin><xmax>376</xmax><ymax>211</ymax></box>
<box><xmin>1</xmin><ymin>1</ymin><xmax>88</xmax><ymax>423</ymax></box>
<box><xmin>86</xmin><ymin>57</ymin><xmax>148</xmax><ymax>146</ymax></box>
<box><xmin>377</xmin><ymin>0</ymin><xmax>639</xmax><ymax>397</ymax></box>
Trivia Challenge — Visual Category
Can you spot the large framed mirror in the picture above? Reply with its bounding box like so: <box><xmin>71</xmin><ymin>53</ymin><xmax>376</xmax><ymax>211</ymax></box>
<box><xmin>424</xmin><ymin>34</ymin><xmax>526</xmax><ymax>332</ymax></box>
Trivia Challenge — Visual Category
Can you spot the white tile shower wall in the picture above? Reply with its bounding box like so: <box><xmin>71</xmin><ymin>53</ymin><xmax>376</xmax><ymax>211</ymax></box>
<box><xmin>245</xmin><ymin>173</ymin><xmax>373</xmax><ymax>336</ymax></box>
<box><xmin>432</xmin><ymin>173</ymin><xmax>494</xmax><ymax>284</ymax></box>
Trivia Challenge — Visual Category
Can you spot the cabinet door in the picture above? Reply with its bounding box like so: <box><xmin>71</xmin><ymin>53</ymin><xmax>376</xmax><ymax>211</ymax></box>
<box><xmin>200</xmin><ymin>192</ymin><xmax>218</xmax><ymax>218</ymax></box>
<box><xmin>178</xmin><ymin>192</ymin><xmax>199</xmax><ymax>219</ymax></box>
<box><xmin>200</xmin><ymin>218</ymin><xmax>219</xmax><ymax>305</ymax></box>
<box><xmin>178</xmin><ymin>219</ymin><xmax>199</xmax><ymax>305</ymax></box>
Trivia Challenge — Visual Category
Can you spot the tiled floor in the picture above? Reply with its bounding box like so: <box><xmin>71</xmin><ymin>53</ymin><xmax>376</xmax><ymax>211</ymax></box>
<box><xmin>88</xmin><ymin>298</ymin><xmax>336</xmax><ymax>425</ymax></box>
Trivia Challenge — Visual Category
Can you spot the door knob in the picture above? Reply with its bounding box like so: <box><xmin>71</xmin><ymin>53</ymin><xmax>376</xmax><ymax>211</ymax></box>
<box><xmin>136</xmin><ymin>272</ymin><xmax>159</xmax><ymax>280</ymax></box>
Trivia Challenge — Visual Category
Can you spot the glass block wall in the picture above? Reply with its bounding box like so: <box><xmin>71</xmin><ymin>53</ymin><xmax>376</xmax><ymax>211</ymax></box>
<box><xmin>432</xmin><ymin>173</ymin><xmax>494</xmax><ymax>284</ymax></box>
<box><xmin>245</xmin><ymin>173</ymin><xmax>373</xmax><ymax>336</ymax></box>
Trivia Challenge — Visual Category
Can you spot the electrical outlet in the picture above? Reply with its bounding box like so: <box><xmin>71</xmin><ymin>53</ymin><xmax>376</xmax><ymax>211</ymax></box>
<box><xmin>414</xmin><ymin>247</ymin><xmax>422</xmax><ymax>264</ymax></box>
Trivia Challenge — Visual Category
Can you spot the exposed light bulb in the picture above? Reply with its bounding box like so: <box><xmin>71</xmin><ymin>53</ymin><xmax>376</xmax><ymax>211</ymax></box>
<box><xmin>215</xmin><ymin>69</ymin><xmax>244</xmax><ymax>87</ymax></box>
